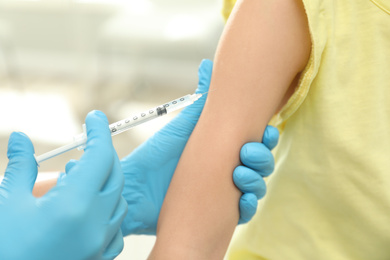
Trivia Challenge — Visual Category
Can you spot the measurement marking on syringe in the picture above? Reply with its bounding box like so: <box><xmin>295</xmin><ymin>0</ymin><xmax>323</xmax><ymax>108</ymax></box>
<box><xmin>34</xmin><ymin>92</ymin><xmax>206</xmax><ymax>165</ymax></box>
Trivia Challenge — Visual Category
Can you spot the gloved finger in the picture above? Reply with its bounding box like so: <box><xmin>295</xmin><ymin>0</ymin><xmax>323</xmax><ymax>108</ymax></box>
<box><xmin>65</xmin><ymin>159</ymin><xmax>79</xmax><ymax>174</ymax></box>
<box><xmin>156</xmin><ymin>60</ymin><xmax>213</xmax><ymax>141</ymax></box>
<box><xmin>233</xmin><ymin>166</ymin><xmax>266</xmax><ymax>199</ymax></box>
<box><xmin>179</xmin><ymin>59</ymin><xmax>213</xmax><ymax>124</ymax></box>
<box><xmin>196</xmin><ymin>59</ymin><xmax>213</xmax><ymax>94</ymax></box>
<box><xmin>65</xmin><ymin>111</ymin><xmax>115</xmax><ymax>191</ymax></box>
<box><xmin>238</xmin><ymin>193</ymin><xmax>258</xmax><ymax>224</ymax></box>
<box><xmin>57</xmin><ymin>159</ymin><xmax>79</xmax><ymax>185</ymax></box>
<box><xmin>101</xmin><ymin>153</ymin><xmax>125</xmax><ymax>217</ymax></box>
<box><xmin>3</xmin><ymin>132</ymin><xmax>38</xmax><ymax>193</ymax></box>
<box><xmin>102</xmin><ymin>153</ymin><xmax>123</xmax><ymax>193</ymax></box>
<box><xmin>106</xmin><ymin>196</ymin><xmax>128</xmax><ymax>246</ymax></box>
<box><xmin>262</xmin><ymin>125</ymin><xmax>279</xmax><ymax>150</ymax></box>
<box><xmin>102</xmin><ymin>230</ymin><xmax>124</xmax><ymax>260</ymax></box>
<box><xmin>57</xmin><ymin>172</ymin><xmax>67</xmax><ymax>184</ymax></box>
<box><xmin>240</xmin><ymin>142</ymin><xmax>275</xmax><ymax>177</ymax></box>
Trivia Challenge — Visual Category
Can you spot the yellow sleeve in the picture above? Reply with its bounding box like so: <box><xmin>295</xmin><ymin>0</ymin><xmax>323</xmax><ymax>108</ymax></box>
<box><xmin>270</xmin><ymin>0</ymin><xmax>332</xmax><ymax>130</ymax></box>
<box><xmin>222</xmin><ymin>0</ymin><xmax>238</xmax><ymax>22</ymax></box>
<box><xmin>222</xmin><ymin>0</ymin><xmax>332</xmax><ymax>131</ymax></box>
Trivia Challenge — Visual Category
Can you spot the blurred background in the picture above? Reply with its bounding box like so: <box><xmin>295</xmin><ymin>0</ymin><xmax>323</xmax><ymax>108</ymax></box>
<box><xmin>0</xmin><ymin>0</ymin><xmax>224</xmax><ymax>258</ymax></box>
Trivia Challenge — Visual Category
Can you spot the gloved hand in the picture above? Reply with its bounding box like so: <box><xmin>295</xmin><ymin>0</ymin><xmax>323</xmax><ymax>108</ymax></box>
<box><xmin>0</xmin><ymin>111</ymin><xmax>127</xmax><ymax>260</ymax></box>
<box><xmin>235</xmin><ymin>130</ymin><xmax>278</xmax><ymax>224</ymax></box>
<box><xmin>120</xmin><ymin>59</ymin><xmax>279</xmax><ymax>235</ymax></box>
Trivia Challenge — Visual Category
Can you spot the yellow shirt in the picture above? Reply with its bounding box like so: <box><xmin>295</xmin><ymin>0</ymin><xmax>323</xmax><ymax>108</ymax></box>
<box><xmin>224</xmin><ymin>0</ymin><xmax>390</xmax><ymax>259</ymax></box>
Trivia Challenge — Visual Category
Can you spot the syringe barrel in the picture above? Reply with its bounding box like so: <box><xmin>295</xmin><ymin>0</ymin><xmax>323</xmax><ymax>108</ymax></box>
<box><xmin>108</xmin><ymin>94</ymin><xmax>196</xmax><ymax>136</ymax></box>
<box><xmin>34</xmin><ymin>93</ymin><xmax>202</xmax><ymax>165</ymax></box>
<box><xmin>164</xmin><ymin>94</ymin><xmax>196</xmax><ymax>113</ymax></box>
<box><xmin>109</xmin><ymin>106</ymin><xmax>167</xmax><ymax>136</ymax></box>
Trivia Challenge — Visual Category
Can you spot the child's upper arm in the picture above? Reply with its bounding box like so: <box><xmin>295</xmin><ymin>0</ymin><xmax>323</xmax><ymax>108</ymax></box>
<box><xmin>150</xmin><ymin>0</ymin><xmax>311</xmax><ymax>258</ymax></box>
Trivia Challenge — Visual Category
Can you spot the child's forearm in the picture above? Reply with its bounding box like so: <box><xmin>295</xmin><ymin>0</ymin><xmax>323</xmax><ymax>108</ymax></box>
<box><xmin>150</xmin><ymin>0</ymin><xmax>311</xmax><ymax>258</ymax></box>
<box><xmin>33</xmin><ymin>178</ymin><xmax>57</xmax><ymax>197</ymax></box>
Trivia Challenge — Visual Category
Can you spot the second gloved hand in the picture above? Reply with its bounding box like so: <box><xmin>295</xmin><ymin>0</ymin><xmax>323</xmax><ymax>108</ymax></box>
<box><xmin>0</xmin><ymin>111</ymin><xmax>127</xmax><ymax>260</ymax></box>
<box><xmin>120</xmin><ymin>60</ymin><xmax>279</xmax><ymax>235</ymax></box>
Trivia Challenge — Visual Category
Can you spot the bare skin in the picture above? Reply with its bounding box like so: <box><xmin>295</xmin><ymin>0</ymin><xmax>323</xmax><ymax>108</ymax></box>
<box><xmin>32</xmin><ymin>179</ymin><xmax>56</xmax><ymax>197</ymax></box>
<box><xmin>149</xmin><ymin>0</ymin><xmax>311</xmax><ymax>259</ymax></box>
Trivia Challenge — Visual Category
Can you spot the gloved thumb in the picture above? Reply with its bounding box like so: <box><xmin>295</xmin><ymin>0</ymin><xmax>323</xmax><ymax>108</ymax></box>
<box><xmin>152</xmin><ymin>60</ymin><xmax>213</xmax><ymax>141</ymax></box>
<box><xmin>2</xmin><ymin>132</ymin><xmax>38</xmax><ymax>194</ymax></box>
<box><xmin>179</xmin><ymin>59</ymin><xmax>213</xmax><ymax>124</ymax></box>
<box><xmin>195</xmin><ymin>59</ymin><xmax>213</xmax><ymax>94</ymax></box>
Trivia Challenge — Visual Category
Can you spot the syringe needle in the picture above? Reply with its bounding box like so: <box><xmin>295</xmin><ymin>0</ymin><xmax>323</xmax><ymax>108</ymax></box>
<box><xmin>199</xmin><ymin>88</ymin><xmax>217</xmax><ymax>96</ymax></box>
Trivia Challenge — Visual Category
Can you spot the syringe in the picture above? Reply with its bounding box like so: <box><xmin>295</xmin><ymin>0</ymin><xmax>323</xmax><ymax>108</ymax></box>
<box><xmin>34</xmin><ymin>93</ymin><xmax>204</xmax><ymax>165</ymax></box>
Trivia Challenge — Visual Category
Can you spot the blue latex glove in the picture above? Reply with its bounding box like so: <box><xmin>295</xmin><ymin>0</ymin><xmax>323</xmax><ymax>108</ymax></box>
<box><xmin>0</xmin><ymin>111</ymin><xmax>127</xmax><ymax>260</ymax></box>
<box><xmin>120</xmin><ymin>59</ymin><xmax>279</xmax><ymax>235</ymax></box>
<box><xmin>235</xmin><ymin>131</ymin><xmax>278</xmax><ymax>224</ymax></box>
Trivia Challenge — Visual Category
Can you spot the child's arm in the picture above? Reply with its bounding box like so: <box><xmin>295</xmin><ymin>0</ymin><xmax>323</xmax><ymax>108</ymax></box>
<box><xmin>150</xmin><ymin>0</ymin><xmax>311</xmax><ymax>258</ymax></box>
<box><xmin>33</xmin><ymin>178</ymin><xmax>57</xmax><ymax>197</ymax></box>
